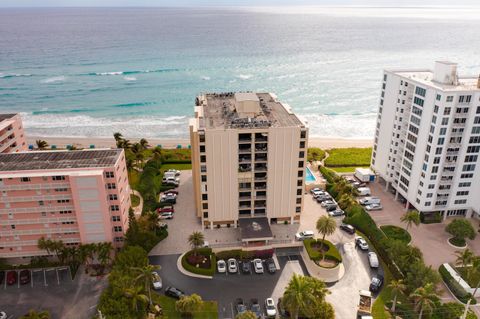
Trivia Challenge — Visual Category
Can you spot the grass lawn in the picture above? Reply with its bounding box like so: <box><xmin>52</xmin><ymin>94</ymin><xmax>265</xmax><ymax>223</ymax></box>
<box><xmin>307</xmin><ymin>147</ymin><xmax>326</xmax><ymax>162</ymax></box>
<box><xmin>380</xmin><ymin>225</ymin><xmax>411</xmax><ymax>244</ymax></box>
<box><xmin>457</xmin><ymin>266</ymin><xmax>480</xmax><ymax>288</ymax></box>
<box><xmin>130</xmin><ymin>194</ymin><xmax>140</xmax><ymax>207</ymax></box>
<box><xmin>156</xmin><ymin>295</ymin><xmax>218</xmax><ymax>319</ymax></box>
<box><xmin>331</xmin><ymin>166</ymin><xmax>369</xmax><ymax>173</ymax></box>
<box><xmin>161</xmin><ymin>163</ymin><xmax>192</xmax><ymax>171</ymax></box>
<box><xmin>324</xmin><ymin>147</ymin><xmax>372</xmax><ymax>167</ymax></box>
<box><xmin>128</xmin><ymin>169</ymin><xmax>141</xmax><ymax>190</ymax></box>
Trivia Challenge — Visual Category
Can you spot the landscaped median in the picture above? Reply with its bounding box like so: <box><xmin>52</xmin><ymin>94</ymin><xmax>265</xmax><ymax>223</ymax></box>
<box><xmin>380</xmin><ymin>225</ymin><xmax>411</xmax><ymax>245</ymax></box>
<box><xmin>179</xmin><ymin>248</ymin><xmax>216</xmax><ymax>279</ymax></box>
<box><xmin>301</xmin><ymin>238</ymin><xmax>344</xmax><ymax>282</ymax></box>
<box><xmin>439</xmin><ymin>263</ymin><xmax>477</xmax><ymax>304</ymax></box>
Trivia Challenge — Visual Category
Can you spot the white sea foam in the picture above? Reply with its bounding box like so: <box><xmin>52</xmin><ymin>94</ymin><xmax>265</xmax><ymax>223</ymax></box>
<box><xmin>0</xmin><ymin>73</ymin><xmax>32</xmax><ymax>79</ymax></box>
<box><xmin>123</xmin><ymin>76</ymin><xmax>137</xmax><ymax>81</ymax></box>
<box><xmin>237</xmin><ymin>74</ymin><xmax>253</xmax><ymax>80</ymax></box>
<box><xmin>97</xmin><ymin>71</ymin><xmax>123</xmax><ymax>76</ymax></box>
<box><xmin>40</xmin><ymin>76</ymin><xmax>66</xmax><ymax>84</ymax></box>
<box><xmin>201</xmin><ymin>76</ymin><xmax>211</xmax><ymax>81</ymax></box>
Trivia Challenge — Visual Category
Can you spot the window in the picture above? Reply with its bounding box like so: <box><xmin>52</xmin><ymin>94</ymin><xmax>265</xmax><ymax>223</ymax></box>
<box><xmin>202</xmin><ymin>194</ymin><xmax>208</xmax><ymax>200</ymax></box>
<box><xmin>465</xmin><ymin>155</ymin><xmax>478</xmax><ymax>163</ymax></box>
<box><xmin>109</xmin><ymin>194</ymin><xmax>118</xmax><ymax>200</ymax></box>
<box><xmin>114</xmin><ymin>226</ymin><xmax>123</xmax><ymax>232</ymax></box>
<box><xmin>436</xmin><ymin>94</ymin><xmax>441</xmax><ymax>101</ymax></box>
<box><xmin>105</xmin><ymin>172</ymin><xmax>114</xmax><ymax>178</ymax></box>
<box><xmin>446</xmin><ymin>96</ymin><xmax>454</xmax><ymax>102</ymax></box>
<box><xmin>110</xmin><ymin>205</ymin><xmax>119</xmax><ymax>211</ymax></box>
<box><xmin>469</xmin><ymin>136</ymin><xmax>480</xmax><ymax>144</ymax></box>
<box><xmin>299</xmin><ymin>151</ymin><xmax>305</xmax><ymax>158</ymax></box>
<box><xmin>200</xmin><ymin>145</ymin><xmax>205</xmax><ymax>152</ymax></box>
<box><xmin>297</xmin><ymin>171</ymin><xmax>303</xmax><ymax>178</ymax></box>
<box><xmin>456</xmin><ymin>191</ymin><xmax>469</xmax><ymax>196</ymax></box>
<box><xmin>454</xmin><ymin>199</ymin><xmax>467</xmax><ymax>205</ymax></box>
<box><xmin>112</xmin><ymin>216</ymin><xmax>121</xmax><ymax>222</ymax></box>
<box><xmin>299</xmin><ymin>141</ymin><xmax>305</xmax><ymax>148</ymax></box>
<box><xmin>297</xmin><ymin>189</ymin><xmax>302</xmax><ymax>195</ymax></box>
<box><xmin>57</xmin><ymin>199</ymin><xmax>70</xmax><ymax>203</ymax></box>
<box><xmin>415</xmin><ymin>86</ymin><xmax>426</xmax><ymax>97</ymax></box>
<box><xmin>300</xmin><ymin>131</ymin><xmax>306</xmax><ymax>139</ymax></box>
<box><xmin>441</xmin><ymin>118</ymin><xmax>449</xmax><ymax>125</ymax></box>
<box><xmin>20</xmin><ymin>177</ymin><xmax>31</xmax><ymax>182</ymax></box>
<box><xmin>414</xmin><ymin>97</ymin><xmax>424</xmax><ymax>107</ymax></box>
<box><xmin>439</xmin><ymin>128</ymin><xmax>447</xmax><ymax>135</ymax></box>
<box><xmin>52</xmin><ymin>176</ymin><xmax>66</xmax><ymax>181</ymax></box>
<box><xmin>296</xmin><ymin>198</ymin><xmax>302</xmax><ymax>204</ymax></box>
<box><xmin>202</xmin><ymin>203</ymin><xmax>208</xmax><ymax>209</ymax></box>
<box><xmin>472</xmin><ymin>127</ymin><xmax>480</xmax><ymax>134</ymax></box>
<box><xmin>467</xmin><ymin>145</ymin><xmax>480</xmax><ymax>153</ymax></box>
<box><xmin>39</xmin><ymin>200</ymin><xmax>44</xmax><ymax>206</ymax></box>
<box><xmin>107</xmin><ymin>183</ymin><xmax>116</xmax><ymax>189</ymax></box>
<box><xmin>201</xmin><ymin>175</ymin><xmax>207</xmax><ymax>182</ymax></box>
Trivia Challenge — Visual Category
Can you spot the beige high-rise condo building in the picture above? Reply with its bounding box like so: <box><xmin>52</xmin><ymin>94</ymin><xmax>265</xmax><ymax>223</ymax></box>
<box><xmin>0</xmin><ymin>114</ymin><xmax>27</xmax><ymax>153</ymax></box>
<box><xmin>190</xmin><ymin>92</ymin><xmax>308</xmax><ymax>234</ymax></box>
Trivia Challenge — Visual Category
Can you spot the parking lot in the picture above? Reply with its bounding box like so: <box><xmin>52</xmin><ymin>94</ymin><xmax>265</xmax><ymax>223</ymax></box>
<box><xmin>150</xmin><ymin>249</ymin><xmax>308</xmax><ymax>319</ymax></box>
<box><xmin>0</xmin><ymin>266</ymin><xmax>107</xmax><ymax>319</ymax></box>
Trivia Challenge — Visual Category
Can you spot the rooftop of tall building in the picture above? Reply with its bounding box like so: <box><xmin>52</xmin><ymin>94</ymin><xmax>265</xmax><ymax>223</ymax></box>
<box><xmin>0</xmin><ymin>114</ymin><xmax>18</xmax><ymax>122</ymax></box>
<box><xmin>195</xmin><ymin>92</ymin><xmax>305</xmax><ymax>130</ymax></box>
<box><xmin>0</xmin><ymin>149</ymin><xmax>123</xmax><ymax>171</ymax></box>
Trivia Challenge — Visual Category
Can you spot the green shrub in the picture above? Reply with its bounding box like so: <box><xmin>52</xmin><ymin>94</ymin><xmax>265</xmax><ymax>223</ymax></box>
<box><xmin>181</xmin><ymin>249</ymin><xmax>216</xmax><ymax>277</ymax></box>
<box><xmin>303</xmin><ymin>238</ymin><xmax>342</xmax><ymax>264</ymax></box>
<box><xmin>215</xmin><ymin>249</ymin><xmax>242</xmax><ymax>260</ymax></box>
<box><xmin>449</xmin><ymin>237</ymin><xmax>466</xmax><ymax>247</ymax></box>
<box><xmin>307</xmin><ymin>147</ymin><xmax>326</xmax><ymax>162</ymax></box>
<box><xmin>324</xmin><ymin>147</ymin><xmax>372</xmax><ymax>167</ymax></box>
<box><xmin>380</xmin><ymin>225</ymin><xmax>411</xmax><ymax>244</ymax></box>
<box><xmin>439</xmin><ymin>264</ymin><xmax>476</xmax><ymax>304</ymax></box>
<box><xmin>319</xmin><ymin>166</ymin><xmax>336</xmax><ymax>184</ymax></box>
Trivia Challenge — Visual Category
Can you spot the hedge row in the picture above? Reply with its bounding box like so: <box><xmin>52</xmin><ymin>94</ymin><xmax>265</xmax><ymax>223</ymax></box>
<box><xmin>162</xmin><ymin>159</ymin><xmax>192</xmax><ymax>164</ymax></box>
<box><xmin>215</xmin><ymin>248</ymin><xmax>274</xmax><ymax>261</ymax></box>
<box><xmin>439</xmin><ymin>264</ymin><xmax>476</xmax><ymax>304</ymax></box>
<box><xmin>181</xmin><ymin>248</ymin><xmax>216</xmax><ymax>277</ymax></box>
<box><xmin>303</xmin><ymin>238</ymin><xmax>342</xmax><ymax>264</ymax></box>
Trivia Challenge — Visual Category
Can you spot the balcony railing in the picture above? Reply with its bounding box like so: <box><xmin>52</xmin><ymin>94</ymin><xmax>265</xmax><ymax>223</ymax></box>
<box><xmin>0</xmin><ymin>195</ymin><xmax>72</xmax><ymax>203</ymax></box>
<box><xmin>0</xmin><ymin>237</ymin><xmax>80</xmax><ymax>248</ymax></box>
<box><xmin>239</xmin><ymin>148</ymin><xmax>252</xmax><ymax>154</ymax></box>
<box><xmin>0</xmin><ymin>183</ymin><xmax>70</xmax><ymax>191</ymax></box>
<box><xmin>1</xmin><ymin>227</ymin><xmax>79</xmax><ymax>236</ymax></box>
<box><xmin>0</xmin><ymin>205</ymin><xmax>75</xmax><ymax>215</ymax></box>
<box><xmin>0</xmin><ymin>217</ymin><xmax>76</xmax><ymax>226</ymax></box>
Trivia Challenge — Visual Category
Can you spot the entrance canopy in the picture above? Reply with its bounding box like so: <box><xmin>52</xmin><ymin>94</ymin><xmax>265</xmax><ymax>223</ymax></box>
<box><xmin>238</xmin><ymin>217</ymin><xmax>273</xmax><ymax>242</ymax></box>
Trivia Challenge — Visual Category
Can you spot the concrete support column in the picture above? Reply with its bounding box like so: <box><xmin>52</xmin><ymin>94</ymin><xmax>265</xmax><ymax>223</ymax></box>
<box><xmin>385</xmin><ymin>181</ymin><xmax>390</xmax><ymax>191</ymax></box>
<box><xmin>290</xmin><ymin>216</ymin><xmax>294</xmax><ymax>224</ymax></box>
<box><xmin>394</xmin><ymin>191</ymin><xmax>399</xmax><ymax>201</ymax></box>
<box><xmin>443</xmin><ymin>210</ymin><xmax>448</xmax><ymax>221</ymax></box>
<box><xmin>234</xmin><ymin>220</ymin><xmax>238</xmax><ymax>228</ymax></box>
<box><xmin>405</xmin><ymin>201</ymin><xmax>409</xmax><ymax>211</ymax></box>
<box><xmin>210</xmin><ymin>221</ymin><xmax>213</xmax><ymax>229</ymax></box>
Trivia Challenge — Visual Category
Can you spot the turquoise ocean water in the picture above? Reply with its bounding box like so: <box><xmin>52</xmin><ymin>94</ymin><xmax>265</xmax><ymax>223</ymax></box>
<box><xmin>0</xmin><ymin>6</ymin><xmax>479</xmax><ymax>139</ymax></box>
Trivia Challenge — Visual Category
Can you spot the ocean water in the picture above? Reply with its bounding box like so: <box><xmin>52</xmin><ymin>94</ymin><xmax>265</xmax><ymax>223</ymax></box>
<box><xmin>0</xmin><ymin>6</ymin><xmax>479</xmax><ymax>139</ymax></box>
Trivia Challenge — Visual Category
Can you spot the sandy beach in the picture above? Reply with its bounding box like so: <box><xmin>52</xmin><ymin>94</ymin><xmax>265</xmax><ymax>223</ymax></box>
<box><xmin>26</xmin><ymin>135</ymin><xmax>373</xmax><ymax>150</ymax></box>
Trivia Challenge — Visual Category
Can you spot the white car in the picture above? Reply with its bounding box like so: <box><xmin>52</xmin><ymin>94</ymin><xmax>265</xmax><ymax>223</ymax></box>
<box><xmin>365</xmin><ymin>203</ymin><xmax>383</xmax><ymax>211</ymax></box>
<box><xmin>167</xmin><ymin>169</ymin><xmax>181</xmax><ymax>176</ymax></box>
<box><xmin>368</xmin><ymin>252</ymin><xmax>379</xmax><ymax>268</ymax></box>
<box><xmin>227</xmin><ymin>258</ymin><xmax>238</xmax><ymax>273</ymax></box>
<box><xmin>321</xmin><ymin>200</ymin><xmax>335</xmax><ymax>207</ymax></box>
<box><xmin>355</xmin><ymin>236</ymin><xmax>369</xmax><ymax>251</ymax></box>
<box><xmin>159</xmin><ymin>212</ymin><xmax>173</xmax><ymax>220</ymax></box>
<box><xmin>151</xmin><ymin>271</ymin><xmax>162</xmax><ymax>290</ymax></box>
<box><xmin>295</xmin><ymin>230</ymin><xmax>314</xmax><ymax>241</ymax></box>
<box><xmin>253</xmin><ymin>258</ymin><xmax>264</xmax><ymax>274</ymax></box>
<box><xmin>265</xmin><ymin>298</ymin><xmax>277</xmax><ymax>317</ymax></box>
<box><xmin>217</xmin><ymin>259</ymin><xmax>226</xmax><ymax>273</ymax></box>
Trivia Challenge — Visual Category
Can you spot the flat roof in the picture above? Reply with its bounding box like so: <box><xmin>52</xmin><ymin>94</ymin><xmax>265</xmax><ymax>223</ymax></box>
<box><xmin>0</xmin><ymin>149</ymin><xmax>122</xmax><ymax>172</ymax></box>
<box><xmin>197</xmin><ymin>92</ymin><xmax>305</xmax><ymax>130</ymax></box>
<box><xmin>0</xmin><ymin>114</ymin><xmax>17</xmax><ymax>122</ymax></box>
<box><xmin>238</xmin><ymin>217</ymin><xmax>273</xmax><ymax>241</ymax></box>
<box><xmin>386</xmin><ymin>70</ymin><xmax>480</xmax><ymax>91</ymax></box>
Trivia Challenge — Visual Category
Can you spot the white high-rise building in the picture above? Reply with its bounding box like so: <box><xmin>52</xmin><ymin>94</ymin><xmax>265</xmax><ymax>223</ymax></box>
<box><xmin>371</xmin><ymin>61</ymin><xmax>480</xmax><ymax>220</ymax></box>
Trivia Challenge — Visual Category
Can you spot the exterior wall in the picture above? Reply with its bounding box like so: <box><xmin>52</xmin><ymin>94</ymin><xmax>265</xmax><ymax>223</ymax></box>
<box><xmin>0</xmin><ymin>150</ymin><xmax>130</xmax><ymax>258</ymax></box>
<box><xmin>372</xmin><ymin>66</ymin><xmax>480</xmax><ymax>219</ymax></box>
<box><xmin>190</xmin><ymin>122</ymin><xmax>202</xmax><ymax>219</ymax></box>
<box><xmin>0</xmin><ymin>114</ymin><xmax>27</xmax><ymax>153</ymax></box>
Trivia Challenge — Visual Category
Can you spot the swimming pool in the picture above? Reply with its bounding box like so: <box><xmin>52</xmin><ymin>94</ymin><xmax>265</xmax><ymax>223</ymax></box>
<box><xmin>305</xmin><ymin>167</ymin><xmax>316</xmax><ymax>183</ymax></box>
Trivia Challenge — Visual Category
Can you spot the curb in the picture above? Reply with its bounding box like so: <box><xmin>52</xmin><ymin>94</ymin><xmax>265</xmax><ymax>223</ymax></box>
<box><xmin>176</xmin><ymin>253</ymin><xmax>213</xmax><ymax>280</ymax></box>
<box><xmin>447</xmin><ymin>238</ymin><xmax>467</xmax><ymax>249</ymax></box>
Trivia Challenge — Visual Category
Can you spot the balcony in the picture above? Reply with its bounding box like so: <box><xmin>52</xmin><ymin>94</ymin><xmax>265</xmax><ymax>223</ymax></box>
<box><xmin>255</xmin><ymin>155</ymin><xmax>268</xmax><ymax>162</ymax></box>
<box><xmin>239</xmin><ymin>134</ymin><xmax>252</xmax><ymax>143</ymax></box>
<box><xmin>0</xmin><ymin>195</ymin><xmax>72</xmax><ymax>203</ymax></box>
<box><xmin>254</xmin><ymin>174</ymin><xmax>267</xmax><ymax>181</ymax></box>
<box><xmin>255</xmin><ymin>134</ymin><xmax>268</xmax><ymax>142</ymax></box>
<box><xmin>0</xmin><ymin>237</ymin><xmax>80</xmax><ymax>248</ymax></box>
<box><xmin>0</xmin><ymin>183</ymin><xmax>70</xmax><ymax>191</ymax></box>
<box><xmin>239</xmin><ymin>147</ymin><xmax>252</xmax><ymax>154</ymax></box>
<box><xmin>254</xmin><ymin>183</ymin><xmax>267</xmax><ymax>190</ymax></box>
<box><xmin>239</xmin><ymin>202</ymin><xmax>251</xmax><ymax>209</ymax></box>
<box><xmin>255</xmin><ymin>144</ymin><xmax>268</xmax><ymax>152</ymax></box>
<box><xmin>254</xmin><ymin>201</ymin><xmax>266</xmax><ymax>208</ymax></box>
<box><xmin>254</xmin><ymin>164</ymin><xmax>267</xmax><ymax>172</ymax></box>
<box><xmin>239</xmin><ymin>155</ymin><xmax>252</xmax><ymax>163</ymax></box>
<box><xmin>1</xmin><ymin>227</ymin><xmax>80</xmax><ymax>236</ymax></box>
<box><xmin>0</xmin><ymin>205</ymin><xmax>75</xmax><ymax>215</ymax></box>
<box><xmin>0</xmin><ymin>217</ymin><xmax>76</xmax><ymax>226</ymax></box>
<box><xmin>238</xmin><ymin>164</ymin><xmax>252</xmax><ymax>172</ymax></box>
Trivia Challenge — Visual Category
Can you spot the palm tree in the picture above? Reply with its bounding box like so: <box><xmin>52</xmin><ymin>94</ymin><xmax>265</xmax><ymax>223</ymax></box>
<box><xmin>467</xmin><ymin>256</ymin><xmax>480</xmax><ymax>284</ymax></box>
<box><xmin>188</xmin><ymin>231</ymin><xmax>205</xmax><ymax>255</ymax></box>
<box><xmin>388</xmin><ymin>279</ymin><xmax>406</xmax><ymax>313</ymax></box>
<box><xmin>97</xmin><ymin>242</ymin><xmax>113</xmax><ymax>267</ymax></box>
<box><xmin>124</xmin><ymin>285</ymin><xmax>149</xmax><ymax>312</ymax></box>
<box><xmin>454</xmin><ymin>248</ymin><xmax>474</xmax><ymax>268</ymax></box>
<box><xmin>19</xmin><ymin>309</ymin><xmax>51</xmax><ymax>319</ymax></box>
<box><xmin>316</xmin><ymin>216</ymin><xmax>336</xmax><ymax>261</ymax></box>
<box><xmin>337</xmin><ymin>193</ymin><xmax>356</xmax><ymax>210</ymax></box>
<box><xmin>409</xmin><ymin>283</ymin><xmax>438</xmax><ymax>319</ymax></box>
<box><xmin>132</xmin><ymin>264</ymin><xmax>159</xmax><ymax>305</ymax></box>
<box><xmin>35</xmin><ymin>140</ymin><xmax>49</xmax><ymax>150</ymax></box>
<box><xmin>145</xmin><ymin>211</ymin><xmax>160</xmax><ymax>232</ymax></box>
<box><xmin>139</xmin><ymin>138</ymin><xmax>149</xmax><ymax>150</ymax></box>
<box><xmin>175</xmin><ymin>294</ymin><xmax>203</xmax><ymax>318</ymax></box>
<box><xmin>401</xmin><ymin>210</ymin><xmax>421</xmax><ymax>230</ymax></box>
<box><xmin>152</xmin><ymin>146</ymin><xmax>163</xmax><ymax>161</ymax></box>
<box><xmin>135</xmin><ymin>152</ymin><xmax>144</xmax><ymax>168</ymax></box>
<box><xmin>113</xmin><ymin>132</ymin><xmax>123</xmax><ymax>142</ymax></box>
<box><xmin>37</xmin><ymin>237</ymin><xmax>52</xmax><ymax>255</ymax></box>
<box><xmin>282</xmin><ymin>274</ymin><xmax>316</xmax><ymax>319</ymax></box>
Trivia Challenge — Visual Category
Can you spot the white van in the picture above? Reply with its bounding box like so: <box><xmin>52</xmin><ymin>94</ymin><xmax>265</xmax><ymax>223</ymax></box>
<box><xmin>295</xmin><ymin>230</ymin><xmax>314</xmax><ymax>241</ymax></box>
<box><xmin>357</xmin><ymin>187</ymin><xmax>371</xmax><ymax>196</ymax></box>
<box><xmin>359</xmin><ymin>197</ymin><xmax>380</xmax><ymax>206</ymax></box>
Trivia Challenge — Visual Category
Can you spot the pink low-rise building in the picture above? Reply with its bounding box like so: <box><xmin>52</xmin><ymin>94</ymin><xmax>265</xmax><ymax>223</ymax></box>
<box><xmin>0</xmin><ymin>149</ymin><xmax>131</xmax><ymax>259</ymax></box>
<box><xmin>0</xmin><ymin>113</ymin><xmax>27</xmax><ymax>153</ymax></box>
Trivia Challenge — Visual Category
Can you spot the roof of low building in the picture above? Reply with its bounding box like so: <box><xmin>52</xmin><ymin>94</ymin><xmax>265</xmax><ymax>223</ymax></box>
<box><xmin>0</xmin><ymin>114</ymin><xmax>17</xmax><ymax>122</ymax></box>
<box><xmin>239</xmin><ymin>217</ymin><xmax>274</xmax><ymax>241</ymax></box>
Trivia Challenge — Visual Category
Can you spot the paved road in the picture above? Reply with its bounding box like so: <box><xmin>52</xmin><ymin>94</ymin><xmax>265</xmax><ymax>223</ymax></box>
<box><xmin>149</xmin><ymin>252</ymin><xmax>308</xmax><ymax>319</ymax></box>
<box><xmin>0</xmin><ymin>266</ymin><xmax>107</xmax><ymax>319</ymax></box>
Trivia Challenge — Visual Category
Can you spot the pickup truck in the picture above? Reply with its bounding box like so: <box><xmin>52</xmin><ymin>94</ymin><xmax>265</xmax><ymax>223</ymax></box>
<box><xmin>357</xmin><ymin>290</ymin><xmax>372</xmax><ymax>317</ymax></box>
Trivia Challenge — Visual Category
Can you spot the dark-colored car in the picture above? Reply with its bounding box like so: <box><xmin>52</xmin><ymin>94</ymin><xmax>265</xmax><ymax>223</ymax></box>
<box><xmin>325</xmin><ymin>204</ymin><xmax>338</xmax><ymax>212</ymax></box>
<box><xmin>369</xmin><ymin>274</ymin><xmax>384</xmax><ymax>293</ymax></box>
<box><xmin>19</xmin><ymin>269</ymin><xmax>31</xmax><ymax>285</ymax></box>
<box><xmin>250</xmin><ymin>299</ymin><xmax>263</xmax><ymax>318</ymax></box>
<box><xmin>339</xmin><ymin>223</ymin><xmax>356</xmax><ymax>235</ymax></box>
<box><xmin>6</xmin><ymin>270</ymin><xmax>17</xmax><ymax>285</ymax></box>
<box><xmin>236</xmin><ymin>298</ymin><xmax>247</xmax><ymax>314</ymax></box>
<box><xmin>0</xmin><ymin>271</ymin><xmax>4</xmax><ymax>285</ymax></box>
<box><xmin>266</xmin><ymin>258</ymin><xmax>276</xmax><ymax>274</ymax></box>
<box><xmin>241</xmin><ymin>261</ymin><xmax>252</xmax><ymax>274</ymax></box>
<box><xmin>164</xmin><ymin>286</ymin><xmax>185</xmax><ymax>299</ymax></box>
<box><xmin>158</xmin><ymin>206</ymin><xmax>174</xmax><ymax>213</ymax></box>
<box><xmin>315</xmin><ymin>195</ymin><xmax>331</xmax><ymax>203</ymax></box>
<box><xmin>160</xmin><ymin>197</ymin><xmax>176</xmax><ymax>205</ymax></box>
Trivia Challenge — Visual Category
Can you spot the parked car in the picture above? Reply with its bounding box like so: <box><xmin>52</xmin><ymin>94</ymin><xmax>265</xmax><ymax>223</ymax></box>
<box><xmin>151</xmin><ymin>271</ymin><xmax>162</xmax><ymax>290</ymax></box>
<box><xmin>166</xmin><ymin>169</ymin><xmax>181</xmax><ymax>176</ymax></box>
<box><xmin>359</xmin><ymin>196</ymin><xmax>381</xmax><ymax>206</ymax></box>
<box><xmin>355</xmin><ymin>236</ymin><xmax>369</xmax><ymax>251</ymax></box>
<box><xmin>236</xmin><ymin>298</ymin><xmax>247</xmax><ymax>314</ymax></box>
<box><xmin>0</xmin><ymin>312</ymin><xmax>7</xmax><ymax>319</ymax></box>
<box><xmin>162</xmin><ymin>177</ymin><xmax>179</xmax><ymax>186</ymax></box>
<box><xmin>250</xmin><ymin>299</ymin><xmax>263</xmax><ymax>318</ymax></box>
<box><xmin>325</xmin><ymin>204</ymin><xmax>338</xmax><ymax>212</ymax></box>
<box><xmin>315</xmin><ymin>195</ymin><xmax>331</xmax><ymax>203</ymax></box>
<box><xmin>228</xmin><ymin>258</ymin><xmax>238</xmax><ymax>273</ymax></box>
<box><xmin>295</xmin><ymin>230</ymin><xmax>314</xmax><ymax>241</ymax></box>
<box><xmin>19</xmin><ymin>269</ymin><xmax>31</xmax><ymax>285</ymax></box>
<box><xmin>159</xmin><ymin>212</ymin><xmax>174</xmax><ymax>220</ymax></box>
<box><xmin>312</xmin><ymin>191</ymin><xmax>328</xmax><ymax>198</ymax></box>
<box><xmin>310</xmin><ymin>187</ymin><xmax>322</xmax><ymax>194</ymax></box>
<box><xmin>357</xmin><ymin>187</ymin><xmax>371</xmax><ymax>196</ymax></box>
<box><xmin>165</xmin><ymin>190</ymin><xmax>179</xmax><ymax>195</ymax></box>
<box><xmin>365</xmin><ymin>203</ymin><xmax>383</xmax><ymax>211</ymax></box>
<box><xmin>241</xmin><ymin>261</ymin><xmax>252</xmax><ymax>274</ymax></box>
<box><xmin>6</xmin><ymin>270</ymin><xmax>17</xmax><ymax>285</ymax></box>
<box><xmin>368</xmin><ymin>252</ymin><xmax>379</xmax><ymax>268</ymax></box>
<box><xmin>339</xmin><ymin>223</ymin><xmax>355</xmax><ymax>235</ymax></box>
<box><xmin>0</xmin><ymin>271</ymin><xmax>4</xmax><ymax>285</ymax></box>
<box><xmin>266</xmin><ymin>258</ymin><xmax>276</xmax><ymax>274</ymax></box>
<box><xmin>265</xmin><ymin>298</ymin><xmax>277</xmax><ymax>317</ymax></box>
<box><xmin>253</xmin><ymin>259</ymin><xmax>264</xmax><ymax>274</ymax></box>
<box><xmin>164</xmin><ymin>286</ymin><xmax>185</xmax><ymax>299</ymax></box>
<box><xmin>369</xmin><ymin>274</ymin><xmax>384</xmax><ymax>292</ymax></box>
<box><xmin>328</xmin><ymin>209</ymin><xmax>344</xmax><ymax>217</ymax></box>
<box><xmin>217</xmin><ymin>259</ymin><xmax>227</xmax><ymax>273</ymax></box>
<box><xmin>158</xmin><ymin>206</ymin><xmax>174</xmax><ymax>213</ymax></box>
<box><xmin>160</xmin><ymin>196</ymin><xmax>176</xmax><ymax>204</ymax></box>
<box><xmin>321</xmin><ymin>200</ymin><xmax>336</xmax><ymax>208</ymax></box>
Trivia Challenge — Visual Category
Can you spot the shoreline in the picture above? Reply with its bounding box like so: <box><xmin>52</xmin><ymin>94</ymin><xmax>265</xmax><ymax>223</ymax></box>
<box><xmin>26</xmin><ymin>135</ymin><xmax>373</xmax><ymax>149</ymax></box>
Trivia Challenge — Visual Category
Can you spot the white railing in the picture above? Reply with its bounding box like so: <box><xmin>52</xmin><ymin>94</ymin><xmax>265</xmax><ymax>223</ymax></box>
<box><xmin>0</xmin><ymin>183</ymin><xmax>70</xmax><ymax>191</ymax></box>
<box><xmin>0</xmin><ymin>238</ymin><xmax>80</xmax><ymax>248</ymax></box>
<box><xmin>1</xmin><ymin>227</ymin><xmax>79</xmax><ymax>236</ymax></box>
<box><xmin>0</xmin><ymin>194</ymin><xmax>72</xmax><ymax>203</ymax></box>
<box><xmin>0</xmin><ymin>205</ymin><xmax>75</xmax><ymax>214</ymax></box>
<box><xmin>0</xmin><ymin>217</ymin><xmax>76</xmax><ymax>226</ymax></box>
<box><xmin>0</xmin><ymin>250</ymin><xmax>47</xmax><ymax>258</ymax></box>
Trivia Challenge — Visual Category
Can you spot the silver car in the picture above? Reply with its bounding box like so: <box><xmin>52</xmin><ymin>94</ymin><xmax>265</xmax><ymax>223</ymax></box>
<box><xmin>228</xmin><ymin>258</ymin><xmax>238</xmax><ymax>273</ymax></box>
